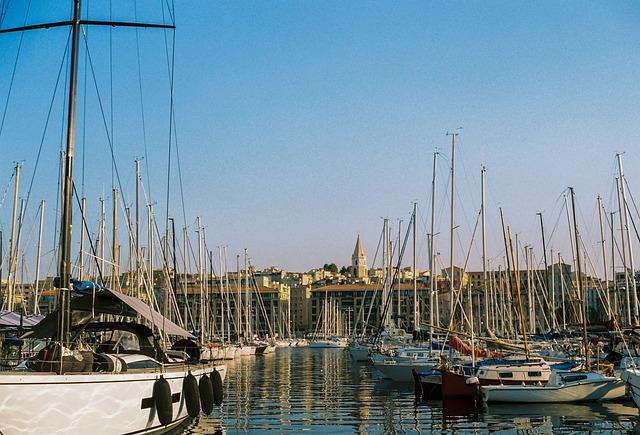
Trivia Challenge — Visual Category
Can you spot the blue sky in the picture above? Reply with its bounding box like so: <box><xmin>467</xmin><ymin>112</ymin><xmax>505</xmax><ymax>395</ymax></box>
<box><xmin>0</xmin><ymin>1</ymin><xmax>639</xmax><ymax>276</ymax></box>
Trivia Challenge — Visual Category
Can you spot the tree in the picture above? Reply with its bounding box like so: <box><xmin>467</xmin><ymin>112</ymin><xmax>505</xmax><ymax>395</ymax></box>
<box><xmin>323</xmin><ymin>263</ymin><xmax>338</xmax><ymax>273</ymax></box>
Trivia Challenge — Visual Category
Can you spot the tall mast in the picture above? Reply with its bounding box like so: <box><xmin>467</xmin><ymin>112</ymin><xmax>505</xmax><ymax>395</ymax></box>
<box><xmin>616</xmin><ymin>176</ymin><xmax>631</xmax><ymax>325</ymax></box>
<box><xmin>135</xmin><ymin>159</ymin><xmax>141</xmax><ymax>300</ymax></box>
<box><xmin>244</xmin><ymin>249</ymin><xmax>250</xmax><ymax>338</ymax></box>
<box><xmin>550</xmin><ymin>248</ymin><xmax>556</xmax><ymax>330</ymax></box>
<box><xmin>617</xmin><ymin>153</ymin><xmax>638</xmax><ymax>323</ymax></box>
<box><xmin>429</xmin><ymin>151</ymin><xmax>438</xmax><ymax>329</ymax></box>
<box><xmin>111</xmin><ymin>188</ymin><xmax>118</xmax><ymax>290</ymax></box>
<box><xmin>34</xmin><ymin>200</ymin><xmax>45</xmax><ymax>315</ymax></box>
<box><xmin>147</xmin><ymin>204</ymin><xmax>154</xmax><ymax>297</ymax></box>
<box><xmin>6</xmin><ymin>162</ymin><xmax>20</xmax><ymax>312</ymax></box>
<box><xmin>99</xmin><ymin>197</ymin><xmax>105</xmax><ymax>284</ymax></box>
<box><xmin>397</xmin><ymin>218</ymin><xmax>402</xmax><ymax>328</ymax></box>
<box><xmin>447</xmin><ymin>131</ymin><xmax>458</xmax><ymax>324</ymax></box>
<box><xmin>597</xmin><ymin>196</ymin><xmax>610</xmax><ymax>318</ymax></box>
<box><xmin>57</xmin><ymin>0</ymin><xmax>82</xmax><ymax>345</ymax></box>
<box><xmin>611</xmin><ymin>211</ymin><xmax>618</xmax><ymax>321</ymax></box>
<box><xmin>481</xmin><ymin>165</ymin><xmax>488</xmax><ymax>333</ymax></box>
<box><xmin>536</xmin><ymin>212</ymin><xmax>548</xmax><ymax>322</ymax></box>
<box><xmin>79</xmin><ymin>197</ymin><xmax>86</xmax><ymax>281</ymax></box>
<box><xmin>412</xmin><ymin>202</ymin><xmax>418</xmax><ymax>331</ymax></box>
<box><xmin>197</xmin><ymin>217</ymin><xmax>204</xmax><ymax>340</ymax></box>
<box><xmin>569</xmin><ymin>187</ymin><xmax>588</xmax><ymax>369</ymax></box>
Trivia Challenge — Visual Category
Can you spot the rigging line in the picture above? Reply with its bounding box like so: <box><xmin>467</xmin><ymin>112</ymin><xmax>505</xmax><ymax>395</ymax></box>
<box><xmin>0</xmin><ymin>0</ymin><xmax>31</xmax><ymax>142</ymax></box>
<box><xmin>172</xmin><ymin>103</ymin><xmax>188</xmax><ymax>227</ymax></box>
<box><xmin>134</xmin><ymin>0</ymin><xmax>151</xmax><ymax>200</ymax></box>
<box><xmin>163</xmin><ymin>0</ymin><xmax>176</xmax><ymax>26</ymax></box>
<box><xmin>623</xmin><ymin>177</ymin><xmax>640</xmax><ymax>245</ymax></box>
<box><xmin>22</xmin><ymin>30</ymin><xmax>71</xmax><ymax>228</ymax></box>
<box><xmin>0</xmin><ymin>0</ymin><xmax>11</xmax><ymax>27</ymax></box>
<box><xmin>160</xmin><ymin>2</ymin><xmax>176</xmax><ymax>247</ymax></box>
<box><xmin>81</xmin><ymin>30</ymin><xmax>132</xmax><ymax>234</ymax></box>
<box><xmin>545</xmin><ymin>190</ymin><xmax>568</xmax><ymax>249</ymax></box>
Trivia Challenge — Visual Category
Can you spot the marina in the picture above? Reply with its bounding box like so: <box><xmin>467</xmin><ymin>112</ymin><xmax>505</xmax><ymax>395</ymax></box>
<box><xmin>0</xmin><ymin>1</ymin><xmax>639</xmax><ymax>433</ymax></box>
<box><xmin>183</xmin><ymin>347</ymin><xmax>638</xmax><ymax>434</ymax></box>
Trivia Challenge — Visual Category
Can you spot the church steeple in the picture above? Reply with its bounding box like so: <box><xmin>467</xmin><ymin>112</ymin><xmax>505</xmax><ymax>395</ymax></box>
<box><xmin>352</xmin><ymin>235</ymin><xmax>367</xmax><ymax>278</ymax></box>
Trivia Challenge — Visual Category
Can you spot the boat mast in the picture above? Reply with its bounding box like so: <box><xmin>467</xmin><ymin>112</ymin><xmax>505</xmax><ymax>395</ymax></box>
<box><xmin>428</xmin><ymin>151</ymin><xmax>438</xmax><ymax>331</ymax></box>
<box><xmin>616</xmin><ymin>177</ymin><xmax>631</xmax><ymax>325</ymax></box>
<box><xmin>569</xmin><ymin>187</ymin><xmax>589</xmax><ymax>369</ymax></box>
<box><xmin>79</xmin><ymin>197</ymin><xmax>86</xmax><ymax>281</ymax></box>
<box><xmin>135</xmin><ymin>159</ymin><xmax>141</xmax><ymax>300</ymax></box>
<box><xmin>57</xmin><ymin>0</ymin><xmax>82</xmax><ymax>345</ymax></box>
<box><xmin>197</xmin><ymin>217</ymin><xmax>204</xmax><ymax>340</ymax></box>
<box><xmin>611</xmin><ymin>211</ymin><xmax>618</xmax><ymax>321</ymax></box>
<box><xmin>111</xmin><ymin>188</ymin><xmax>118</xmax><ymax>290</ymax></box>
<box><xmin>412</xmin><ymin>202</ymin><xmax>418</xmax><ymax>332</ymax></box>
<box><xmin>447</xmin><ymin>131</ymin><xmax>458</xmax><ymax>325</ymax></box>
<box><xmin>536</xmin><ymin>212</ymin><xmax>549</xmax><ymax>326</ymax></box>
<box><xmin>617</xmin><ymin>153</ymin><xmax>638</xmax><ymax>324</ymax></box>
<box><xmin>597</xmin><ymin>196</ymin><xmax>610</xmax><ymax>318</ymax></box>
<box><xmin>481</xmin><ymin>165</ymin><xmax>488</xmax><ymax>334</ymax></box>
<box><xmin>33</xmin><ymin>200</ymin><xmax>45</xmax><ymax>315</ymax></box>
<box><xmin>6</xmin><ymin>162</ymin><xmax>20</xmax><ymax>313</ymax></box>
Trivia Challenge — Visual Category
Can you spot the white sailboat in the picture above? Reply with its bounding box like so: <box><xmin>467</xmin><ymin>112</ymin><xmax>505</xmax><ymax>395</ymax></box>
<box><xmin>0</xmin><ymin>2</ymin><xmax>226</xmax><ymax>434</ymax></box>
<box><xmin>482</xmin><ymin>371</ymin><xmax>624</xmax><ymax>403</ymax></box>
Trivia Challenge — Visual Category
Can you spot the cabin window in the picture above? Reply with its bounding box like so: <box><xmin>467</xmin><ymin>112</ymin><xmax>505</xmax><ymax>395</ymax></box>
<box><xmin>498</xmin><ymin>372</ymin><xmax>513</xmax><ymax>378</ymax></box>
<box><xmin>528</xmin><ymin>371</ymin><xmax>542</xmax><ymax>377</ymax></box>
<box><xmin>126</xmin><ymin>359</ymin><xmax>160</xmax><ymax>369</ymax></box>
<box><xmin>562</xmin><ymin>374</ymin><xmax>587</xmax><ymax>383</ymax></box>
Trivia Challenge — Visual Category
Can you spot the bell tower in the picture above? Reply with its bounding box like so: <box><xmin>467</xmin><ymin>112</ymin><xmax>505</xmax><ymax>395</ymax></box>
<box><xmin>352</xmin><ymin>235</ymin><xmax>367</xmax><ymax>278</ymax></box>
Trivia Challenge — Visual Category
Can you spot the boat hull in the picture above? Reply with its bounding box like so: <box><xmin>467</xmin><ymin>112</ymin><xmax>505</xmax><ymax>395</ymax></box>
<box><xmin>309</xmin><ymin>340</ymin><xmax>347</xmax><ymax>348</ymax></box>
<box><xmin>482</xmin><ymin>378</ymin><xmax>625</xmax><ymax>403</ymax></box>
<box><xmin>622</xmin><ymin>368</ymin><xmax>640</xmax><ymax>408</ymax></box>
<box><xmin>374</xmin><ymin>361</ymin><xmax>437</xmax><ymax>382</ymax></box>
<box><xmin>0</xmin><ymin>364</ymin><xmax>226</xmax><ymax>435</ymax></box>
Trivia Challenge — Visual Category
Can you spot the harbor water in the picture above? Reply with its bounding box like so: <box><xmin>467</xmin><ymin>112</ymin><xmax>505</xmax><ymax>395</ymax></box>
<box><xmin>176</xmin><ymin>348</ymin><xmax>639</xmax><ymax>434</ymax></box>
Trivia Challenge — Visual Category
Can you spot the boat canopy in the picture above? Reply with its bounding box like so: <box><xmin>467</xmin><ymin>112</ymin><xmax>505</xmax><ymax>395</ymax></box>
<box><xmin>24</xmin><ymin>280</ymin><xmax>194</xmax><ymax>339</ymax></box>
<box><xmin>0</xmin><ymin>311</ymin><xmax>44</xmax><ymax>329</ymax></box>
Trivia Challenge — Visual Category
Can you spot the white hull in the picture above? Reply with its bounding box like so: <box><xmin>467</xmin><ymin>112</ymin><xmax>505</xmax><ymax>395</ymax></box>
<box><xmin>223</xmin><ymin>345</ymin><xmax>237</xmax><ymax>360</ymax></box>
<box><xmin>0</xmin><ymin>364</ymin><xmax>226</xmax><ymax>435</ymax></box>
<box><xmin>309</xmin><ymin>339</ymin><xmax>348</xmax><ymax>348</ymax></box>
<box><xmin>238</xmin><ymin>345</ymin><xmax>256</xmax><ymax>356</ymax></box>
<box><xmin>372</xmin><ymin>360</ymin><xmax>437</xmax><ymax>382</ymax></box>
<box><xmin>621</xmin><ymin>368</ymin><xmax>640</xmax><ymax>408</ymax></box>
<box><xmin>482</xmin><ymin>377</ymin><xmax>624</xmax><ymax>403</ymax></box>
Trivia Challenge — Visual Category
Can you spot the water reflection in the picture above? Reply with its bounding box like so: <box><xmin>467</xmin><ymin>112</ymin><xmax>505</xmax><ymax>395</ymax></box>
<box><xmin>182</xmin><ymin>348</ymin><xmax>639</xmax><ymax>434</ymax></box>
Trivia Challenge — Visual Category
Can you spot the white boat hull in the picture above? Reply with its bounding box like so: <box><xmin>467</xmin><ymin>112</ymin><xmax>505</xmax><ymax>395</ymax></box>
<box><xmin>372</xmin><ymin>360</ymin><xmax>437</xmax><ymax>382</ymax></box>
<box><xmin>482</xmin><ymin>378</ymin><xmax>625</xmax><ymax>403</ymax></box>
<box><xmin>621</xmin><ymin>368</ymin><xmax>640</xmax><ymax>408</ymax></box>
<box><xmin>0</xmin><ymin>364</ymin><xmax>226</xmax><ymax>435</ymax></box>
<box><xmin>309</xmin><ymin>339</ymin><xmax>348</xmax><ymax>348</ymax></box>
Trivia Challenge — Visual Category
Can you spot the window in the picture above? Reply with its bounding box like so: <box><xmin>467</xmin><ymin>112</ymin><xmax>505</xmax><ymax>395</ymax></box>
<box><xmin>527</xmin><ymin>371</ymin><xmax>542</xmax><ymax>377</ymax></box>
<box><xmin>562</xmin><ymin>374</ymin><xmax>587</xmax><ymax>383</ymax></box>
<box><xmin>126</xmin><ymin>360</ymin><xmax>160</xmax><ymax>369</ymax></box>
<box><xmin>498</xmin><ymin>372</ymin><xmax>513</xmax><ymax>378</ymax></box>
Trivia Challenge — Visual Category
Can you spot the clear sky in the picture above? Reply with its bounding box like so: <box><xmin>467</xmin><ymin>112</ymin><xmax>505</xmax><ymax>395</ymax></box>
<box><xmin>0</xmin><ymin>1</ymin><xmax>639</xmax><ymax>277</ymax></box>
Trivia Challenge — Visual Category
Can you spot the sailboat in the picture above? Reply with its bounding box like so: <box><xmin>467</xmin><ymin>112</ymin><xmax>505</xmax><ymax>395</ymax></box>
<box><xmin>0</xmin><ymin>2</ymin><xmax>226</xmax><ymax>434</ymax></box>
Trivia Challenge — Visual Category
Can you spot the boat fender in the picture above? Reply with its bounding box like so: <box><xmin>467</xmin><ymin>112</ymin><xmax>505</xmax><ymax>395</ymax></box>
<box><xmin>183</xmin><ymin>372</ymin><xmax>201</xmax><ymax>417</ymax></box>
<box><xmin>466</xmin><ymin>376</ymin><xmax>479</xmax><ymax>385</ymax></box>
<box><xmin>153</xmin><ymin>376</ymin><xmax>173</xmax><ymax>426</ymax></box>
<box><xmin>212</xmin><ymin>369</ymin><xmax>224</xmax><ymax>406</ymax></box>
<box><xmin>199</xmin><ymin>373</ymin><xmax>214</xmax><ymax>415</ymax></box>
